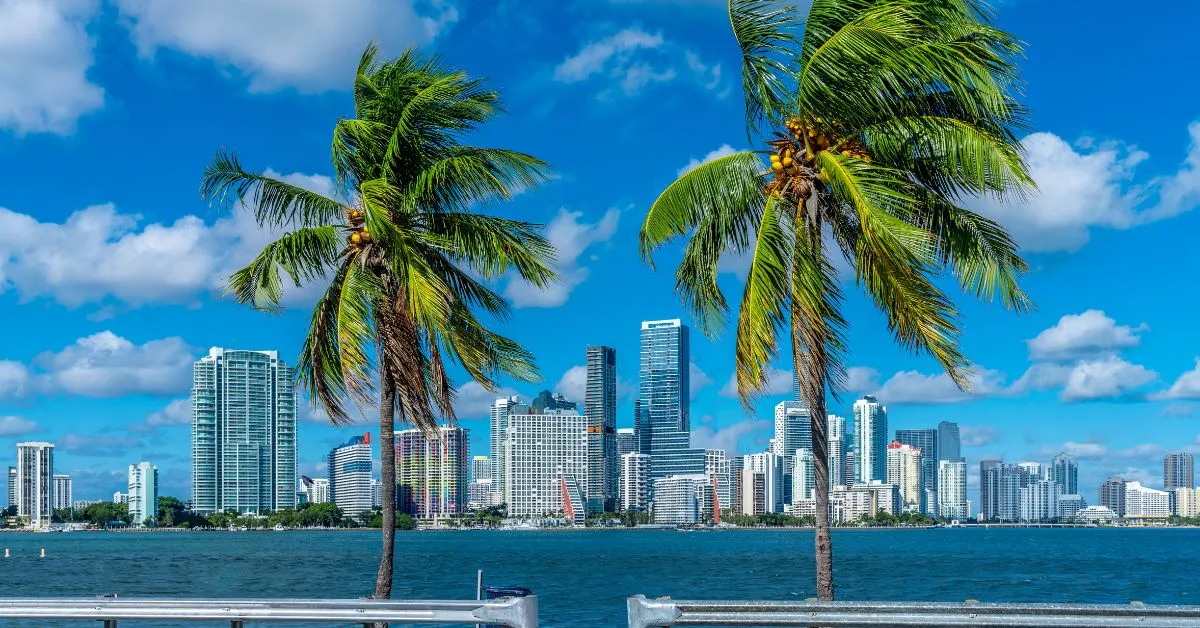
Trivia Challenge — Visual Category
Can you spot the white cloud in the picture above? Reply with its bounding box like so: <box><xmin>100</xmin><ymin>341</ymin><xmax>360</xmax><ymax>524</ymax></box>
<box><xmin>555</xmin><ymin>365</ymin><xmax>587</xmax><ymax>403</ymax></box>
<box><xmin>34</xmin><ymin>331</ymin><xmax>194</xmax><ymax>397</ymax></box>
<box><xmin>1153</xmin><ymin>358</ymin><xmax>1200</xmax><ymax>400</ymax></box>
<box><xmin>1161</xmin><ymin>402</ymin><xmax>1198</xmax><ymax>418</ymax></box>
<box><xmin>1058</xmin><ymin>356</ymin><xmax>1156</xmax><ymax>402</ymax></box>
<box><xmin>970</xmin><ymin>123</ymin><xmax>1200</xmax><ymax>252</ymax></box>
<box><xmin>131</xmin><ymin>398</ymin><xmax>191</xmax><ymax>432</ymax></box>
<box><xmin>691</xmin><ymin>418</ymin><xmax>769</xmax><ymax>455</ymax></box>
<box><xmin>1027</xmin><ymin>310</ymin><xmax>1146</xmax><ymax>361</ymax></box>
<box><xmin>844</xmin><ymin>367</ymin><xmax>880</xmax><ymax>391</ymax></box>
<box><xmin>0</xmin><ymin>169</ymin><xmax>333</xmax><ymax>309</ymax></box>
<box><xmin>504</xmin><ymin>208</ymin><xmax>620</xmax><ymax>308</ymax></box>
<box><xmin>689</xmin><ymin>362</ymin><xmax>713</xmax><ymax>399</ymax></box>
<box><xmin>114</xmin><ymin>0</ymin><xmax>457</xmax><ymax>93</ymax></box>
<box><xmin>677</xmin><ymin>144</ymin><xmax>738</xmax><ymax>177</ymax></box>
<box><xmin>554</xmin><ymin>26</ymin><xmax>720</xmax><ymax>97</ymax></box>
<box><xmin>960</xmin><ymin>425</ymin><xmax>1000</xmax><ymax>447</ymax></box>
<box><xmin>870</xmin><ymin>367</ymin><xmax>1007</xmax><ymax>405</ymax></box>
<box><xmin>0</xmin><ymin>360</ymin><xmax>30</xmax><ymax>399</ymax></box>
<box><xmin>554</xmin><ymin>27</ymin><xmax>663</xmax><ymax>83</ymax></box>
<box><xmin>0</xmin><ymin>0</ymin><xmax>104</xmax><ymax>135</ymax></box>
<box><xmin>719</xmin><ymin>365</ymin><xmax>791</xmax><ymax>398</ymax></box>
<box><xmin>1040</xmin><ymin>441</ymin><xmax>1108</xmax><ymax>459</ymax></box>
<box><xmin>0</xmin><ymin>416</ymin><xmax>40</xmax><ymax>437</ymax></box>
<box><xmin>453</xmin><ymin>381</ymin><xmax>518</xmax><ymax>418</ymax></box>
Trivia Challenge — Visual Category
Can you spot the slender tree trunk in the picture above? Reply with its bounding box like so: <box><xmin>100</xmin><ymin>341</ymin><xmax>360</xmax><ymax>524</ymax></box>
<box><xmin>375</xmin><ymin>372</ymin><xmax>397</xmax><ymax>600</ymax></box>
<box><xmin>808</xmin><ymin>388</ymin><xmax>835</xmax><ymax>600</ymax></box>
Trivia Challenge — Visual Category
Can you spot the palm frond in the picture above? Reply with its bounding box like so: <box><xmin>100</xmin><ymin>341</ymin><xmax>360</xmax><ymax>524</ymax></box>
<box><xmin>225</xmin><ymin>226</ymin><xmax>343</xmax><ymax>312</ymax></box>
<box><xmin>297</xmin><ymin>263</ymin><xmax>353</xmax><ymax>425</ymax></box>
<box><xmin>201</xmin><ymin>150</ymin><xmax>345</xmax><ymax>229</ymax></box>
<box><xmin>729</xmin><ymin>0</ymin><xmax>804</xmax><ymax>136</ymax></box>
<box><xmin>733</xmin><ymin>196</ymin><xmax>793</xmax><ymax>410</ymax></box>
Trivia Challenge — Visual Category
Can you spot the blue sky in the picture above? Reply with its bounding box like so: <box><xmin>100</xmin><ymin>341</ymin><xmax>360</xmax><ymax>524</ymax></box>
<box><xmin>1</xmin><ymin>0</ymin><xmax>1199</xmax><ymax>504</ymax></box>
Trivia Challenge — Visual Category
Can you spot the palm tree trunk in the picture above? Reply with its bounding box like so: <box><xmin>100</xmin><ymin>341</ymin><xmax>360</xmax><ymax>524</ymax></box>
<box><xmin>374</xmin><ymin>372</ymin><xmax>397</xmax><ymax>600</ymax></box>
<box><xmin>808</xmin><ymin>390</ymin><xmax>835</xmax><ymax>601</ymax></box>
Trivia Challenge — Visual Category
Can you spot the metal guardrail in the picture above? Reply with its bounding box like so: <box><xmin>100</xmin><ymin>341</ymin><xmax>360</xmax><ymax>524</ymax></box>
<box><xmin>0</xmin><ymin>596</ymin><xmax>538</xmax><ymax>626</ymax></box>
<box><xmin>627</xmin><ymin>596</ymin><xmax>1200</xmax><ymax>628</ymax></box>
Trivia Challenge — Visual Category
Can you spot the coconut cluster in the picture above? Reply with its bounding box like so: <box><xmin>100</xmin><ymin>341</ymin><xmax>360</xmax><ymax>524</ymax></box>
<box><xmin>346</xmin><ymin>209</ymin><xmax>372</xmax><ymax>247</ymax></box>
<box><xmin>762</xmin><ymin>116</ymin><xmax>873</xmax><ymax>201</ymax></box>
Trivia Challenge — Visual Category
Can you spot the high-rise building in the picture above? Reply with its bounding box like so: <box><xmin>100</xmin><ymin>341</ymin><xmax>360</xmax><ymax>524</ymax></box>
<box><xmin>1173</xmin><ymin>487</ymin><xmax>1199</xmax><ymax>517</ymax></box>
<box><xmin>979</xmin><ymin>459</ymin><xmax>1002</xmax><ymax>520</ymax></box>
<box><xmin>704</xmin><ymin>449</ymin><xmax>731</xmax><ymax>514</ymax></box>
<box><xmin>191</xmin><ymin>348</ymin><xmax>296</xmax><ymax>514</ymax></box>
<box><xmin>308</xmin><ymin>478</ymin><xmax>329</xmax><ymax>504</ymax></box>
<box><xmin>895</xmin><ymin>428</ymin><xmax>938</xmax><ymax>513</ymax></box>
<box><xmin>620</xmin><ymin>453</ymin><xmax>650</xmax><ymax>512</ymax></box>
<box><xmin>1164</xmin><ymin>452</ymin><xmax>1194</xmax><ymax>491</ymax></box>
<box><xmin>937</xmin><ymin>459</ymin><xmax>966</xmax><ymax>519</ymax></box>
<box><xmin>505</xmin><ymin>408</ymin><xmax>588</xmax><ymax>522</ymax></box>
<box><xmin>886</xmin><ymin>441</ymin><xmax>922</xmax><ymax>511</ymax></box>
<box><xmin>1059</xmin><ymin>494</ymin><xmax>1086</xmax><ymax>521</ymax></box>
<box><xmin>371</xmin><ymin>479</ymin><xmax>383</xmax><ymax>508</ymax></box>
<box><xmin>773</xmin><ymin>402</ymin><xmax>812</xmax><ymax>456</ymax></box>
<box><xmin>997</xmin><ymin>463</ymin><xmax>1028</xmax><ymax>522</ymax></box>
<box><xmin>1050</xmin><ymin>453</ymin><xmax>1079</xmax><ymax>495</ymax></box>
<box><xmin>617</xmin><ymin>428</ymin><xmax>637</xmax><ymax>456</ymax></box>
<box><xmin>490</xmin><ymin>396</ymin><xmax>520</xmax><ymax>500</ymax></box>
<box><xmin>653</xmin><ymin>475</ymin><xmax>710</xmax><ymax>524</ymax></box>
<box><xmin>52</xmin><ymin>474</ymin><xmax>72</xmax><ymax>511</ymax></box>
<box><xmin>468</xmin><ymin>479</ymin><xmax>499</xmax><ymax>509</ymax></box>
<box><xmin>1019</xmin><ymin>478</ymin><xmax>1062</xmax><ymax>522</ymax></box>
<box><xmin>16</xmin><ymin>442</ymin><xmax>54</xmax><ymax>528</ymax></box>
<box><xmin>742</xmin><ymin>452</ymin><xmax>785</xmax><ymax>513</ymax></box>
<box><xmin>586</xmin><ymin>345</ymin><xmax>618</xmax><ymax>514</ymax></box>
<box><xmin>329</xmin><ymin>433</ymin><xmax>373</xmax><ymax>517</ymax></box>
<box><xmin>737</xmin><ymin>469</ymin><xmax>767</xmax><ymax>516</ymax></box>
<box><xmin>531</xmin><ymin>390</ymin><xmax>577</xmax><ymax>411</ymax></box>
<box><xmin>472</xmin><ymin>456</ymin><xmax>492</xmax><ymax>482</ymax></box>
<box><xmin>6</xmin><ymin>466</ymin><xmax>15</xmax><ymax>509</ymax></box>
<box><xmin>639</xmin><ymin>320</ymin><xmax>704</xmax><ymax>486</ymax></box>
<box><xmin>937</xmin><ymin>421</ymin><xmax>960</xmax><ymax>462</ymax></box>
<box><xmin>852</xmin><ymin>396</ymin><xmax>887</xmax><ymax>484</ymax></box>
<box><xmin>827</xmin><ymin>415</ymin><xmax>847</xmax><ymax>488</ymax></box>
<box><xmin>127</xmin><ymin>462</ymin><xmax>158</xmax><ymax>527</ymax></box>
<box><xmin>396</xmin><ymin>427</ymin><xmax>469</xmax><ymax>519</ymax></box>
<box><xmin>1099</xmin><ymin>476</ymin><xmax>1126</xmax><ymax>517</ymax></box>
<box><xmin>1124</xmin><ymin>481</ymin><xmax>1170</xmax><ymax>519</ymax></box>
<box><xmin>791</xmin><ymin>448</ymin><xmax>816</xmax><ymax>503</ymax></box>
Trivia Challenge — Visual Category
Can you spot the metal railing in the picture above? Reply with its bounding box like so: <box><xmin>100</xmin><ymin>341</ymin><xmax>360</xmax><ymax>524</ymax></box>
<box><xmin>626</xmin><ymin>595</ymin><xmax>1200</xmax><ymax>628</ymax></box>
<box><xmin>0</xmin><ymin>596</ymin><xmax>537</xmax><ymax>627</ymax></box>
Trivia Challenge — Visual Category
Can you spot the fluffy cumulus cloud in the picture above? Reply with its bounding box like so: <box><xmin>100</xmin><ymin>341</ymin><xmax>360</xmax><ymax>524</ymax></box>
<box><xmin>1057</xmin><ymin>356</ymin><xmax>1156</xmax><ymax>402</ymax></box>
<box><xmin>130</xmin><ymin>398</ymin><xmax>191</xmax><ymax>432</ymax></box>
<box><xmin>114</xmin><ymin>0</ymin><xmax>457</xmax><ymax>92</ymax></box>
<box><xmin>691</xmin><ymin>418</ymin><xmax>768</xmax><ymax>454</ymax></box>
<box><xmin>453</xmin><ymin>381</ymin><xmax>518</xmax><ymax>418</ymax></box>
<box><xmin>32</xmin><ymin>331</ymin><xmax>195</xmax><ymax>397</ymax></box>
<box><xmin>0</xmin><ymin>360</ymin><xmax>31</xmax><ymax>399</ymax></box>
<box><xmin>0</xmin><ymin>415</ymin><xmax>40</xmax><ymax>437</ymax></box>
<box><xmin>689</xmin><ymin>362</ymin><xmax>713</xmax><ymax>399</ymax></box>
<box><xmin>553</xmin><ymin>26</ymin><xmax>721</xmax><ymax>97</ymax></box>
<box><xmin>555</xmin><ymin>365</ymin><xmax>588</xmax><ymax>402</ymax></box>
<box><xmin>844</xmin><ymin>367</ymin><xmax>881</xmax><ymax>391</ymax></box>
<box><xmin>1038</xmin><ymin>441</ymin><xmax>1164</xmax><ymax>462</ymax></box>
<box><xmin>870</xmin><ymin>366</ymin><xmax>1007</xmax><ymax>405</ymax></box>
<box><xmin>1153</xmin><ymin>359</ymin><xmax>1200</xmax><ymax>400</ymax></box>
<box><xmin>1026</xmin><ymin>310</ymin><xmax>1146</xmax><ymax>361</ymax></box>
<box><xmin>677</xmin><ymin>144</ymin><xmax>738</xmax><ymax>177</ymax></box>
<box><xmin>504</xmin><ymin>208</ymin><xmax>620</xmax><ymax>308</ymax></box>
<box><xmin>970</xmin><ymin>122</ymin><xmax>1200</xmax><ymax>252</ymax></box>
<box><xmin>719</xmin><ymin>365</ymin><xmax>791</xmax><ymax>398</ymax></box>
<box><xmin>0</xmin><ymin>169</ymin><xmax>333</xmax><ymax>310</ymax></box>
<box><xmin>0</xmin><ymin>0</ymin><xmax>104</xmax><ymax>135</ymax></box>
<box><xmin>60</xmin><ymin>432</ymin><xmax>144</xmax><ymax>457</ymax></box>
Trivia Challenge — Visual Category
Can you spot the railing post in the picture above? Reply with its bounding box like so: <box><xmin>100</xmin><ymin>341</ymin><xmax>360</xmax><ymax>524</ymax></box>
<box><xmin>101</xmin><ymin>621</ymin><xmax>117</xmax><ymax>628</ymax></box>
<box><xmin>627</xmin><ymin>595</ymin><xmax>681</xmax><ymax>628</ymax></box>
<box><xmin>231</xmin><ymin>622</ymin><xmax>244</xmax><ymax>628</ymax></box>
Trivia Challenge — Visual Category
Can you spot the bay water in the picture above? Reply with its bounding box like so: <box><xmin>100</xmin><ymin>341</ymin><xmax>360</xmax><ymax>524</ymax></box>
<box><xmin>1</xmin><ymin>527</ymin><xmax>1195</xmax><ymax>626</ymax></box>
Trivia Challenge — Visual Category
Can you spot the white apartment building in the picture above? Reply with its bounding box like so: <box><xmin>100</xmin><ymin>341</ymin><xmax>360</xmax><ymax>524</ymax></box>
<box><xmin>621</xmin><ymin>453</ymin><xmax>650</xmax><ymax>512</ymax></box>
<box><xmin>773</xmin><ymin>402</ymin><xmax>811</xmax><ymax>456</ymax></box>
<box><xmin>852</xmin><ymin>396</ymin><xmax>887</xmax><ymax>484</ymax></box>
<box><xmin>1019</xmin><ymin>478</ymin><xmax>1062</xmax><ymax>522</ymax></box>
<box><xmin>1076</xmin><ymin>505</ymin><xmax>1118</xmax><ymax>524</ymax></box>
<box><xmin>792</xmin><ymin>448</ymin><xmax>815</xmax><ymax>503</ymax></box>
<box><xmin>52</xmin><ymin>474</ymin><xmax>72</xmax><ymax>511</ymax></box>
<box><xmin>1059</xmin><ymin>494</ymin><xmax>1086</xmax><ymax>521</ymax></box>
<box><xmin>128</xmin><ymin>462</ymin><xmax>159</xmax><ymax>527</ymax></box>
<box><xmin>1124</xmin><ymin>481</ymin><xmax>1170</xmax><ymax>519</ymax></box>
<box><xmin>742</xmin><ymin>452</ymin><xmax>785</xmax><ymax>513</ymax></box>
<box><xmin>1173</xmin><ymin>487</ymin><xmax>1199</xmax><ymax>517</ymax></box>
<box><xmin>827</xmin><ymin>414</ymin><xmax>847</xmax><ymax>488</ymax></box>
<box><xmin>505</xmin><ymin>409</ymin><xmax>588</xmax><ymax>520</ymax></box>
<box><xmin>653</xmin><ymin>474</ymin><xmax>707</xmax><ymax>525</ymax></box>
<box><xmin>704</xmin><ymin>449</ymin><xmax>731</xmax><ymax>512</ymax></box>
<box><xmin>328</xmin><ymin>433</ymin><xmax>373</xmax><ymax>516</ymax></box>
<box><xmin>937</xmin><ymin>459</ymin><xmax>967</xmax><ymax>519</ymax></box>
<box><xmin>308</xmin><ymin>478</ymin><xmax>330</xmax><ymax>504</ymax></box>
<box><xmin>16</xmin><ymin>442</ymin><xmax>54</xmax><ymax>529</ymax></box>
<box><xmin>490</xmin><ymin>396</ymin><xmax>521</xmax><ymax>500</ymax></box>
<box><xmin>832</xmin><ymin>481</ymin><xmax>901</xmax><ymax>522</ymax></box>
<box><xmin>885</xmin><ymin>441</ymin><xmax>922</xmax><ymax>511</ymax></box>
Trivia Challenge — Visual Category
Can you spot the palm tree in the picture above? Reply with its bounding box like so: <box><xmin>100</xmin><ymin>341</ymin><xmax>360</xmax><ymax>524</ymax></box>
<box><xmin>640</xmin><ymin>0</ymin><xmax>1034</xmax><ymax>600</ymax></box>
<box><xmin>201</xmin><ymin>45</ymin><xmax>556</xmax><ymax>601</ymax></box>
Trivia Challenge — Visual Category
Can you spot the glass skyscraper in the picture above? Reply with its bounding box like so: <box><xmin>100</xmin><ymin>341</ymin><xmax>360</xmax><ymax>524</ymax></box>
<box><xmin>191</xmin><ymin>348</ymin><xmax>297</xmax><ymax>514</ymax></box>
<box><xmin>895</xmin><ymin>428</ymin><xmax>938</xmax><ymax>513</ymax></box>
<box><xmin>852</xmin><ymin>396</ymin><xmax>887</xmax><ymax>484</ymax></box>
<box><xmin>639</xmin><ymin>319</ymin><xmax>704</xmax><ymax>485</ymax></box>
<box><xmin>586</xmin><ymin>345</ymin><xmax>618</xmax><ymax>513</ymax></box>
<box><xmin>937</xmin><ymin>421</ymin><xmax>961</xmax><ymax>462</ymax></box>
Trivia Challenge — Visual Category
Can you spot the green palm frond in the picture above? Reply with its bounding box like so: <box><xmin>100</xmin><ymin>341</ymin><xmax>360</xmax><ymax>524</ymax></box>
<box><xmin>733</xmin><ymin>196</ymin><xmax>793</xmax><ymax>409</ymax></box>
<box><xmin>336</xmin><ymin>259</ymin><xmax>384</xmax><ymax>409</ymax></box>
<box><xmin>791</xmin><ymin>228</ymin><xmax>849</xmax><ymax>400</ymax></box>
<box><xmin>201</xmin><ymin>150</ymin><xmax>345</xmax><ymax>229</ymax></box>
<box><xmin>427</xmin><ymin>211</ymin><xmax>557</xmax><ymax>285</ymax></box>
<box><xmin>410</xmin><ymin>148</ymin><xmax>553</xmax><ymax>211</ymax></box>
<box><xmin>297</xmin><ymin>263</ymin><xmax>352</xmax><ymax>425</ymax></box>
<box><xmin>225</xmin><ymin>226</ymin><xmax>343</xmax><ymax>312</ymax></box>
<box><xmin>729</xmin><ymin>0</ymin><xmax>803</xmax><ymax>135</ymax></box>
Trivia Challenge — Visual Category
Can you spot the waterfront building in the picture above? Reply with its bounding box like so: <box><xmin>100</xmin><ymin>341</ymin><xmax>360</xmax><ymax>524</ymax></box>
<box><xmin>737</xmin><ymin>469</ymin><xmax>767</xmax><ymax>515</ymax></box>
<box><xmin>852</xmin><ymin>396</ymin><xmax>887</xmax><ymax>484</ymax></box>
<box><xmin>468</xmin><ymin>479</ymin><xmax>500</xmax><ymax>509</ymax></box>
<box><xmin>617</xmin><ymin>428</ymin><xmax>637</xmax><ymax>456</ymax></box>
<box><xmin>1172</xmin><ymin>487</ymin><xmax>1199</xmax><ymax>517</ymax></box>
<box><xmin>773</xmin><ymin>401</ymin><xmax>812</xmax><ymax>456</ymax></box>
<box><xmin>1075</xmin><ymin>505</ymin><xmax>1118</xmax><ymax>525</ymax></box>
<box><xmin>1124</xmin><ymin>481</ymin><xmax>1170</xmax><ymax>520</ymax></box>
<box><xmin>620</xmin><ymin>453</ymin><xmax>650</xmax><ymax>512</ymax></box>
<box><xmin>937</xmin><ymin>459</ymin><xmax>967</xmax><ymax>520</ymax></box>
<box><xmin>1164</xmin><ymin>452</ymin><xmax>1194</xmax><ymax>491</ymax></box>
<box><xmin>653</xmin><ymin>474</ymin><xmax>708</xmax><ymax>525</ymax></box>
<box><xmin>639</xmin><ymin>320</ymin><xmax>705</xmax><ymax>487</ymax></box>
<box><xmin>827</xmin><ymin>415</ymin><xmax>847</xmax><ymax>489</ymax></box>
<box><xmin>6</xmin><ymin>466</ymin><xmax>14</xmax><ymax>509</ymax></box>
<box><xmin>113</xmin><ymin>492</ymin><xmax>128</xmax><ymax>504</ymax></box>
<box><xmin>16</xmin><ymin>442</ymin><xmax>54</xmax><ymax>529</ymax></box>
<box><xmin>371</xmin><ymin>479</ymin><xmax>382</xmax><ymax>508</ymax></box>
<box><xmin>1099</xmin><ymin>476</ymin><xmax>1126</xmax><ymax>517</ymax></box>
<box><xmin>832</xmin><ymin>481</ymin><xmax>901</xmax><ymax>522</ymax></box>
<box><xmin>307</xmin><ymin>477</ymin><xmax>329</xmax><ymax>504</ymax></box>
<box><xmin>895</xmin><ymin>428</ymin><xmax>938</xmax><ymax>513</ymax></box>
<box><xmin>1019</xmin><ymin>478</ymin><xmax>1062</xmax><ymax>522</ymax></box>
<box><xmin>52</xmin><ymin>474</ymin><xmax>72</xmax><ymax>511</ymax></box>
<box><xmin>531</xmin><ymin>389</ymin><xmax>577</xmax><ymax>411</ymax></box>
<box><xmin>472</xmin><ymin>456</ymin><xmax>492</xmax><ymax>482</ymax></box>
<box><xmin>505</xmin><ymin>408</ymin><xmax>588</xmax><ymax>522</ymax></box>
<box><xmin>396</xmin><ymin>426</ymin><xmax>469</xmax><ymax>519</ymax></box>
<box><xmin>998</xmin><ymin>463</ymin><xmax>1027</xmax><ymax>522</ymax></box>
<box><xmin>1059</xmin><ymin>494</ymin><xmax>1086</xmax><ymax>521</ymax></box>
<box><xmin>1050</xmin><ymin>453</ymin><xmax>1079</xmax><ymax>495</ymax></box>
<box><xmin>742</xmin><ymin>452</ymin><xmax>785</xmax><ymax>513</ymax></box>
<box><xmin>791</xmin><ymin>449</ymin><xmax>816</xmax><ymax>503</ymax></box>
<box><xmin>885</xmin><ymin>441</ymin><xmax>922</xmax><ymax>511</ymax></box>
<box><xmin>586</xmin><ymin>345</ymin><xmax>618</xmax><ymax>514</ymax></box>
<box><xmin>73</xmin><ymin>500</ymin><xmax>99</xmax><ymax>509</ymax></box>
<box><xmin>979</xmin><ymin>460</ymin><xmax>1001</xmax><ymax>520</ymax></box>
<box><xmin>490</xmin><ymin>396</ymin><xmax>521</xmax><ymax>501</ymax></box>
<box><xmin>328</xmin><ymin>433</ymin><xmax>373</xmax><ymax>517</ymax></box>
<box><xmin>1018</xmin><ymin>461</ymin><xmax>1045</xmax><ymax>480</ymax></box>
<box><xmin>127</xmin><ymin>462</ymin><xmax>158</xmax><ymax>527</ymax></box>
<box><xmin>191</xmin><ymin>348</ymin><xmax>296</xmax><ymax>514</ymax></box>
<box><xmin>937</xmin><ymin>421</ymin><xmax>960</xmax><ymax>462</ymax></box>
<box><xmin>704</xmin><ymin>449</ymin><xmax>731</xmax><ymax>513</ymax></box>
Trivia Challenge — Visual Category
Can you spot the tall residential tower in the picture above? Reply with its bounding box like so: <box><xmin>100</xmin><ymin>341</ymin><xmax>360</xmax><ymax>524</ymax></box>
<box><xmin>586</xmin><ymin>345</ymin><xmax>618</xmax><ymax>513</ymax></box>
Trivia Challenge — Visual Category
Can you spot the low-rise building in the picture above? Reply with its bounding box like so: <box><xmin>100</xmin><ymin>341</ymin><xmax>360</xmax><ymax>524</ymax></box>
<box><xmin>1075</xmin><ymin>505</ymin><xmax>1118</xmax><ymax>525</ymax></box>
<box><xmin>1059</xmin><ymin>494</ymin><xmax>1086</xmax><ymax>521</ymax></box>
<box><xmin>1172</xmin><ymin>487</ymin><xmax>1199</xmax><ymax>517</ymax></box>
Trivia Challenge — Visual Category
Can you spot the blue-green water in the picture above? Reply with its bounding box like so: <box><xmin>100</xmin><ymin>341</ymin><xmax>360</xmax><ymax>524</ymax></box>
<box><xmin>1</xmin><ymin>528</ymin><xmax>1197</xmax><ymax>625</ymax></box>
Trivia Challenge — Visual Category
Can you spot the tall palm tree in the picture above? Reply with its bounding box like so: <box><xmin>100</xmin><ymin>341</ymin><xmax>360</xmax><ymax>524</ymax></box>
<box><xmin>201</xmin><ymin>45</ymin><xmax>556</xmax><ymax>601</ymax></box>
<box><xmin>640</xmin><ymin>0</ymin><xmax>1035</xmax><ymax>600</ymax></box>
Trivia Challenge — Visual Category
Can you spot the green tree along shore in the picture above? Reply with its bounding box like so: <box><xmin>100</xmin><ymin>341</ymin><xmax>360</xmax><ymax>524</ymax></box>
<box><xmin>32</xmin><ymin>497</ymin><xmax>417</xmax><ymax>530</ymax></box>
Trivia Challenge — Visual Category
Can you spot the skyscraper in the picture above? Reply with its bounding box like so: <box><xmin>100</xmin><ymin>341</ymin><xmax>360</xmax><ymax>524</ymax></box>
<box><xmin>1099</xmin><ymin>476</ymin><xmax>1126</xmax><ymax>517</ymax></box>
<box><xmin>621</xmin><ymin>453</ymin><xmax>650</xmax><ymax>512</ymax></box>
<box><xmin>616</xmin><ymin>428</ymin><xmax>637</xmax><ymax>456</ymax></box>
<box><xmin>505</xmin><ymin>408</ymin><xmax>588</xmax><ymax>522</ymax></box>
<box><xmin>472</xmin><ymin>456</ymin><xmax>492</xmax><ymax>482</ymax></box>
<box><xmin>586</xmin><ymin>345</ymin><xmax>618</xmax><ymax>513</ymax></box>
<box><xmin>937</xmin><ymin>421</ymin><xmax>960</xmax><ymax>462</ymax></box>
<box><xmin>639</xmin><ymin>320</ymin><xmax>704</xmax><ymax>484</ymax></box>
<box><xmin>937</xmin><ymin>459</ymin><xmax>966</xmax><ymax>519</ymax></box>
<box><xmin>792</xmin><ymin>448</ymin><xmax>816</xmax><ymax>503</ymax></box>
<box><xmin>191</xmin><ymin>348</ymin><xmax>296</xmax><ymax>514</ymax></box>
<box><xmin>1048</xmin><ymin>452</ymin><xmax>1078</xmax><ymax>494</ymax></box>
<box><xmin>853</xmin><ymin>396</ymin><xmax>887</xmax><ymax>483</ymax></box>
<box><xmin>895</xmin><ymin>428</ymin><xmax>938</xmax><ymax>514</ymax></box>
<box><xmin>329</xmin><ymin>433</ymin><xmax>373</xmax><ymax>517</ymax></box>
<box><xmin>827</xmin><ymin>415</ymin><xmax>847</xmax><ymax>488</ymax></box>
<box><xmin>127</xmin><ymin>462</ymin><xmax>158</xmax><ymax>527</ymax></box>
<box><xmin>16</xmin><ymin>441</ymin><xmax>54</xmax><ymax>528</ymax></box>
<box><xmin>705</xmin><ymin>449</ymin><xmax>731</xmax><ymax>513</ymax></box>
<box><xmin>531</xmin><ymin>390</ymin><xmax>577</xmax><ymax>411</ymax></box>
<box><xmin>773</xmin><ymin>401</ymin><xmax>812</xmax><ymax>456</ymax></box>
<box><xmin>742</xmin><ymin>452</ymin><xmax>785</xmax><ymax>513</ymax></box>
<box><xmin>886</xmin><ymin>441</ymin><xmax>922</xmax><ymax>511</ymax></box>
<box><xmin>979</xmin><ymin>459</ymin><xmax>1002</xmax><ymax>520</ymax></box>
<box><xmin>52</xmin><ymin>474</ymin><xmax>72</xmax><ymax>511</ymax></box>
<box><xmin>396</xmin><ymin>427</ymin><xmax>469</xmax><ymax>519</ymax></box>
<box><xmin>6</xmin><ymin>466</ymin><xmax>15</xmax><ymax>510</ymax></box>
<box><xmin>490</xmin><ymin>396</ymin><xmax>520</xmax><ymax>499</ymax></box>
<box><xmin>1164</xmin><ymin>452</ymin><xmax>1194</xmax><ymax>491</ymax></box>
